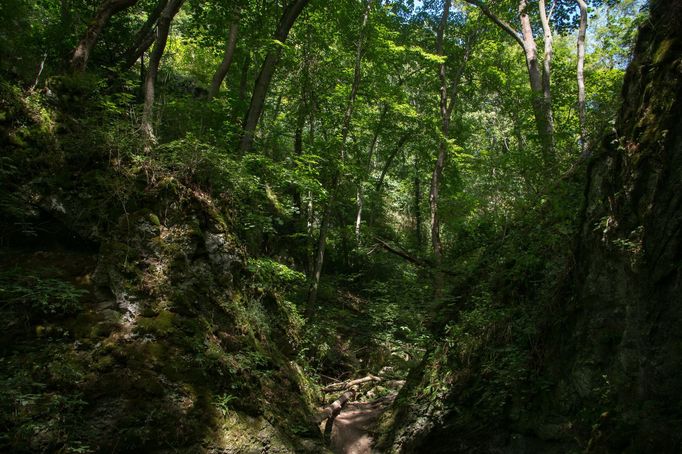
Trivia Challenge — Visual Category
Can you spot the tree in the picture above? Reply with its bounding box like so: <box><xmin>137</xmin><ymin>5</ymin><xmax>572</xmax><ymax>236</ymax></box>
<box><xmin>307</xmin><ymin>0</ymin><xmax>374</xmax><ymax>311</ymax></box>
<box><xmin>239</xmin><ymin>0</ymin><xmax>310</xmax><ymax>152</ymax></box>
<box><xmin>576</xmin><ymin>0</ymin><xmax>588</xmax><ymax>155</ymax></box>
<box><xmin>141</xmin><ymin>0</ymin><xmax>185</xmax><ymax>144</ymax></box>
<box><xmin>466</xmin><ymin>0</ymin><xmax>555</xmax><ymax>165</ymax></box>
<box><xmin>121</xmin><ymin>0</ymin><xmax>169</xmax><ymax>70</ymax></box>
<box><xmin>70</xmin><ymin>0</ymin><xmax>140</xmax><ymax>71</ymax></box>
<box><xmin>207</xmin><ymin>15</ymin><xmax>240</xmax><ymax>100</ymax></box>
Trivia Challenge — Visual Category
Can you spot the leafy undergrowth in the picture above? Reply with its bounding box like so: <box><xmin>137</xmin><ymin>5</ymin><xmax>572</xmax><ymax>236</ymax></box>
<box><xmin>299</xmin><ymin>257</ymin><xmax>431</xmax><ymax>390</ymax></box>
<box><xmin>376</xmin><ymin>189</ymin><xmax>588</xmax><ymax>453</ymax></box>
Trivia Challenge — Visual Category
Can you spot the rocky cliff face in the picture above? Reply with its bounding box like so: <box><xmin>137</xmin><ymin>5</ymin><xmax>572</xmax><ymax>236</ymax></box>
<box><xmin>561</xmin><ymin>0</ymin><xmax>682</xmax><ymax>448</ymax></box>
<box><xmin>384</xmin><ymin>0</ymin><xmax>682</xmax><ymax>451</ymax></box>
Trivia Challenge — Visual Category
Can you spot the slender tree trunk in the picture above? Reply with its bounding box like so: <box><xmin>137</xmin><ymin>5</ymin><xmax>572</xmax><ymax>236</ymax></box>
<box><xmin>30</xmin><ymin>52</ymin><xmax>47</xmax><ymax>91</ymax></box>
<box><xmin>307</xmin><ymin>201</ymin><xmax>331</xmax><ymax>315</ymax></box>
<box><xmin>376</xmin><ymin>133</ymin><xmax>410</xmax><ymax>192</ymax></box>
<box><xmin>354</xmin><ymin>103</ymin><xmax>387</xmax><ymax>241</ymax></box>
<box><xmin>208</xmin><ymin>16</ymin><xmax>240</xmax><ymax>100</ymax></box>
<box><xmin>141</xmin><ymin>0</ymin><xmax>184</xmax><ymax>145</ymax></box>
<box><xmin>576</xmin><ymin>0</ymin><xmax>588</xmax><ymax>155</ymax></box>
<box><xmin>70</xmin><ymin>0</ymin><xmax>139</xmax><ymax>71</ymax></box>
<box><xmin>307</xmin><ymin>0</ymin><xmax>373</xmax><ymax>311</ymax></box>
<box><xmin>121</xmin><ymin>0</ymin><xmax>168</xmax><ymax>70</ymax></box>
<box><xmin>518</xmin><ymin>0</ymin><xmax>553</xmax><ymax>163</ymax></box>
<box><xmin>414</xmin><ymin>157</ymin><xmax>422</xmax><ymax>251</ymax></box>
<box><xmin>538</xmin><ymin>0</ymin><xmax>555</xmax><ymax>158</ymax></box>
<box><xmin>239</xmin><ymin>0</ymin><xmax>310</xmax><ymax>152</ymax></box>
<box><xmin>230</xmin><ymin>51</ymin><xmax>251</xmax><ymax>128</ymax></box>
<box><xmin>466</xmin><ymin>0</ymin><xmax>554</xmax><ymax>164</ymax></box>
<box><xmin>430</xmin><ymin>0</ymin><xmax>451</xmax><ymax>268</ymax></box>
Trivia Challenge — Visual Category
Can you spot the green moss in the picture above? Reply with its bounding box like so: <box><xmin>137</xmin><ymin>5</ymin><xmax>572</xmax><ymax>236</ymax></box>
<box><xmin>137</xmin><ymin>310</ymin><xmax>176</xmax><ymax>336</ymax></box>
<box><xmin>94</xmin><ymin>354</ymin><xmax>115</xmax><ymax>371</ymax></box>
<box><xmin>653</xmin><ymin>38</ymin><xmax>674</xmax><ymax>64</ymax></box>
<box><xmin>148</xmin><ymin>213</ymin><xmax>161</xmax><ymax>226</ymax></box>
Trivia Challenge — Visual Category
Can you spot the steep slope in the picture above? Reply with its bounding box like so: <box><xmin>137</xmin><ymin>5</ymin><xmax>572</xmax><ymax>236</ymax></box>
<box><xmin>0</xmin><ymin>79</ymin><xmax>324</xmax><ymax>453</ymax></box>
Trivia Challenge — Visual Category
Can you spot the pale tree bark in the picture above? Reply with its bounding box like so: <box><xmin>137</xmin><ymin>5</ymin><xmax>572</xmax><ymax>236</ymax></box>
<box><xmin>576</xmin><ymin>0</ymin><xmax>588</xmax><ymax>155</ymax></box>
<box><xmin>307</xmin><ymin>0</ymin><xmax>373</xmax><ymax>313</ymax></box>
<box><xmin>239</xmin><ymin>0</ymin><xmax>310</xmax><ymax>152</ymax></box>
<box><xmin>208</xmin><ymin>14</ymin><xmax>241</xmax><ymax>100</ymax></box>
<box><xmin>70</xmin><ymin>0</ymin><xmax>140</xmax><ymax>72</ymax></box>
<box><xmin>121</xmin><ymin>0</ymin><xmax>168</xmax><ymax>70</ymax></box>
<box><xmin>30</xmin><ymin>52</ymin><xmax>47</xmax><ymax>91</ymax></box>
<box><xmin>538</xmin><ymin>0</ymin><xmax>556</xmax><ymax>155</ymax></box>
<box><xmin>466</xmin><ymin>0</ymin><xmax>555</xmax><ymax>165</ymax></box>
<box><xmin>141</xmin><ymin>0</ymin><xmax>184</xmax><ymax>145</ymax></box>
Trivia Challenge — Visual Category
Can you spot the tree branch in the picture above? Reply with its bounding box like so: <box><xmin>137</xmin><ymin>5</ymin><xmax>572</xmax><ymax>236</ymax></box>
<box><xmin>373</xmin><ymin>237</ymin><xmax>457</xmax><ymax>276</ymax></box>
<box><xmin>465</xmin><ymin>0</ymin><xmax>525</xmax><ymax>49</ymax></box>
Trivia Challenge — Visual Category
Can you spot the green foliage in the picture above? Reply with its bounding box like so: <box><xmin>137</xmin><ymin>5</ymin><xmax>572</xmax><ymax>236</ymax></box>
<box><xmin>0</xmin><ymin>268</ymin><xmax>86</xmax><ymax>316</ymax></box>
<box><xmin>214</xmin><ymin>393</ymin><xmax>238</xmax><ymax>417</ymax></box>
<box><xmin>247</xmin><ymin>258</ymin><xmax>306</xmax><ymax>291</ymax></box>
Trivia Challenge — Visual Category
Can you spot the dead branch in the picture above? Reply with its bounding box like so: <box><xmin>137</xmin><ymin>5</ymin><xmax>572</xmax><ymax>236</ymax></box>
<box><xmin>373</xmin><ymin>237</ymin><xmax>457</xmax><ymax>276</ymax></box>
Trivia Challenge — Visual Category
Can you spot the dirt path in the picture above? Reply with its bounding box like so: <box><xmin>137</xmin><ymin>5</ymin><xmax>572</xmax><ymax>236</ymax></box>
<box><xmin>325</xmin><ymin>394</ymin><xmax>395</xmax><ymax>454</ymax></box>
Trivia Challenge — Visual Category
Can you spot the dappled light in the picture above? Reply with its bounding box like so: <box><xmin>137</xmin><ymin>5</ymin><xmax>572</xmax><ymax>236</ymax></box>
<box><xmin>1</xmin><ymin>0</ymin><xmax>680</xmax><ymax>452</ymax></box>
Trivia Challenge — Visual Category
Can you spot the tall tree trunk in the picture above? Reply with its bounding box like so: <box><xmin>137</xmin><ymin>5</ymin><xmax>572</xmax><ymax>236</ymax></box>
<box><xmin>230</xmin><ymin>51</ymin><xmax>251</xmax><ymax>128</ymax></box>
<box><xmin>518</xmin><ymin>0</ymin><xmax>553</xmax><ymax>163</ymax></box>
<box><xmin>414</xmin><ymin>157</ymin><xmax>422</xmax><ymax>251</ymax></box>
<box><xmin>121</xmin><ymin>0</ymin><xmax>168</xmax><ymax>70</ymax></box>
<box><xmin>538</xmin><ymin>0</ymin><xmax>555</xmax><ymax>159</ymax></box>
<box><xmin>354</xmin><ymin>103</ymin><xmax>387</xmax><ymax>241</ymax></box>
<box><xmin>307</xmin><ymin>0</ymin><xmax>373</xmax><ymax>312</ymax></box>
<box><xmin>70</xmin><ymin>0</ymin><xmax>139</xmax><ymax>71</ymax></box>
<box><xmin>430</xmin><ymin>0</ymin><xmax>451</xmax><ymax>269</ymax></box>
<box><xmin>376</xmin><ymin>133</ymin><xmax>411</xmax><ymax>192</ymax></box>
<box><xmin>239</xmin><ymin>0</ymin><xmax>310</xmax><ymax>152</ymax></box>
<box><xmin>466</xmin><ymin>0</ymin><xmax>555</xmax><ymax>164</ymax></box>
<box><xmin>576</xmin><ymin>0</ymin><xmax>588</xmax><ymax>156</ymax></box>
<box><xmin>307</xmin><ymin>200</ymin><xmax>331</xmax><ymax>315</ymax></box>
<box><xmin>141</xmin><ymin>0</ymin><xmax>184</xmax><ymax>145</ymax></box>
<box><xmin>208</xmin><ymin>16</ymin><xmax>240</xmax><ymax>100</ymax></box>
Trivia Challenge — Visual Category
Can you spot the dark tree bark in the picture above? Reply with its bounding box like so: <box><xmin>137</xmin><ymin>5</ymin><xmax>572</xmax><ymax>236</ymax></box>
<box><xmin>376</xmin><ymin>133</ymin><xmax>411</xmax><ymax>192</ymax></box>
<box><xmin>414</xmin><ymin>156</ymin><xmax>422</xmax><ymax>250</ymax></box>
<box><xmin>239</xmin><ymin>0</ymin><xmax>310</xmax><ymax>152</ymax></box>
<box><xmin>208</xmin><ymin>14</ymin><xmax>241</xmax><ymax>100</ymax></box>
<box><xmin>70</xmin><ymin>0</ymin><xmax>140</xmax><ymax>72</ymax></box>
<box><xmin>121</xmin><ymin>0</ymin><xmax>168</xmax><ymax>70</ymax></box>
<box><xmin>141</xmin><ymin>0</ymin><xmax>184</xmax><ymax>145</ymax></box>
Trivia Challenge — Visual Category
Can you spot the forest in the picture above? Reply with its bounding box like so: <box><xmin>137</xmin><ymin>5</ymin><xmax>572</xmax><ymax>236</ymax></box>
<box><xmin>0</xmin><ymin>0</ymin><xmax>680</xmax><ymax>452</ymax></box>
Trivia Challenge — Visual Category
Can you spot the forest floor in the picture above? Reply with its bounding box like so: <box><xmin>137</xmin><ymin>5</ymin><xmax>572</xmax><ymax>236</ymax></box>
<box><xmin>323</xmin><ymin>393</ymin><xmax>397</xmax><ymax>454</ymax></box>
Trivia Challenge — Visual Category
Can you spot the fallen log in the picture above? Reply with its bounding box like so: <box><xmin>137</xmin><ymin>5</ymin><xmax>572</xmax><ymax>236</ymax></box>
<box><xmin>322</xmin><ymin>374</ymin><xmax>382</xmax><ymax>393</ymax></box>
<box><xmin>316</xmin><ymin>388</ymin><xmax>356</xmax><ymax>424</ymax></box>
